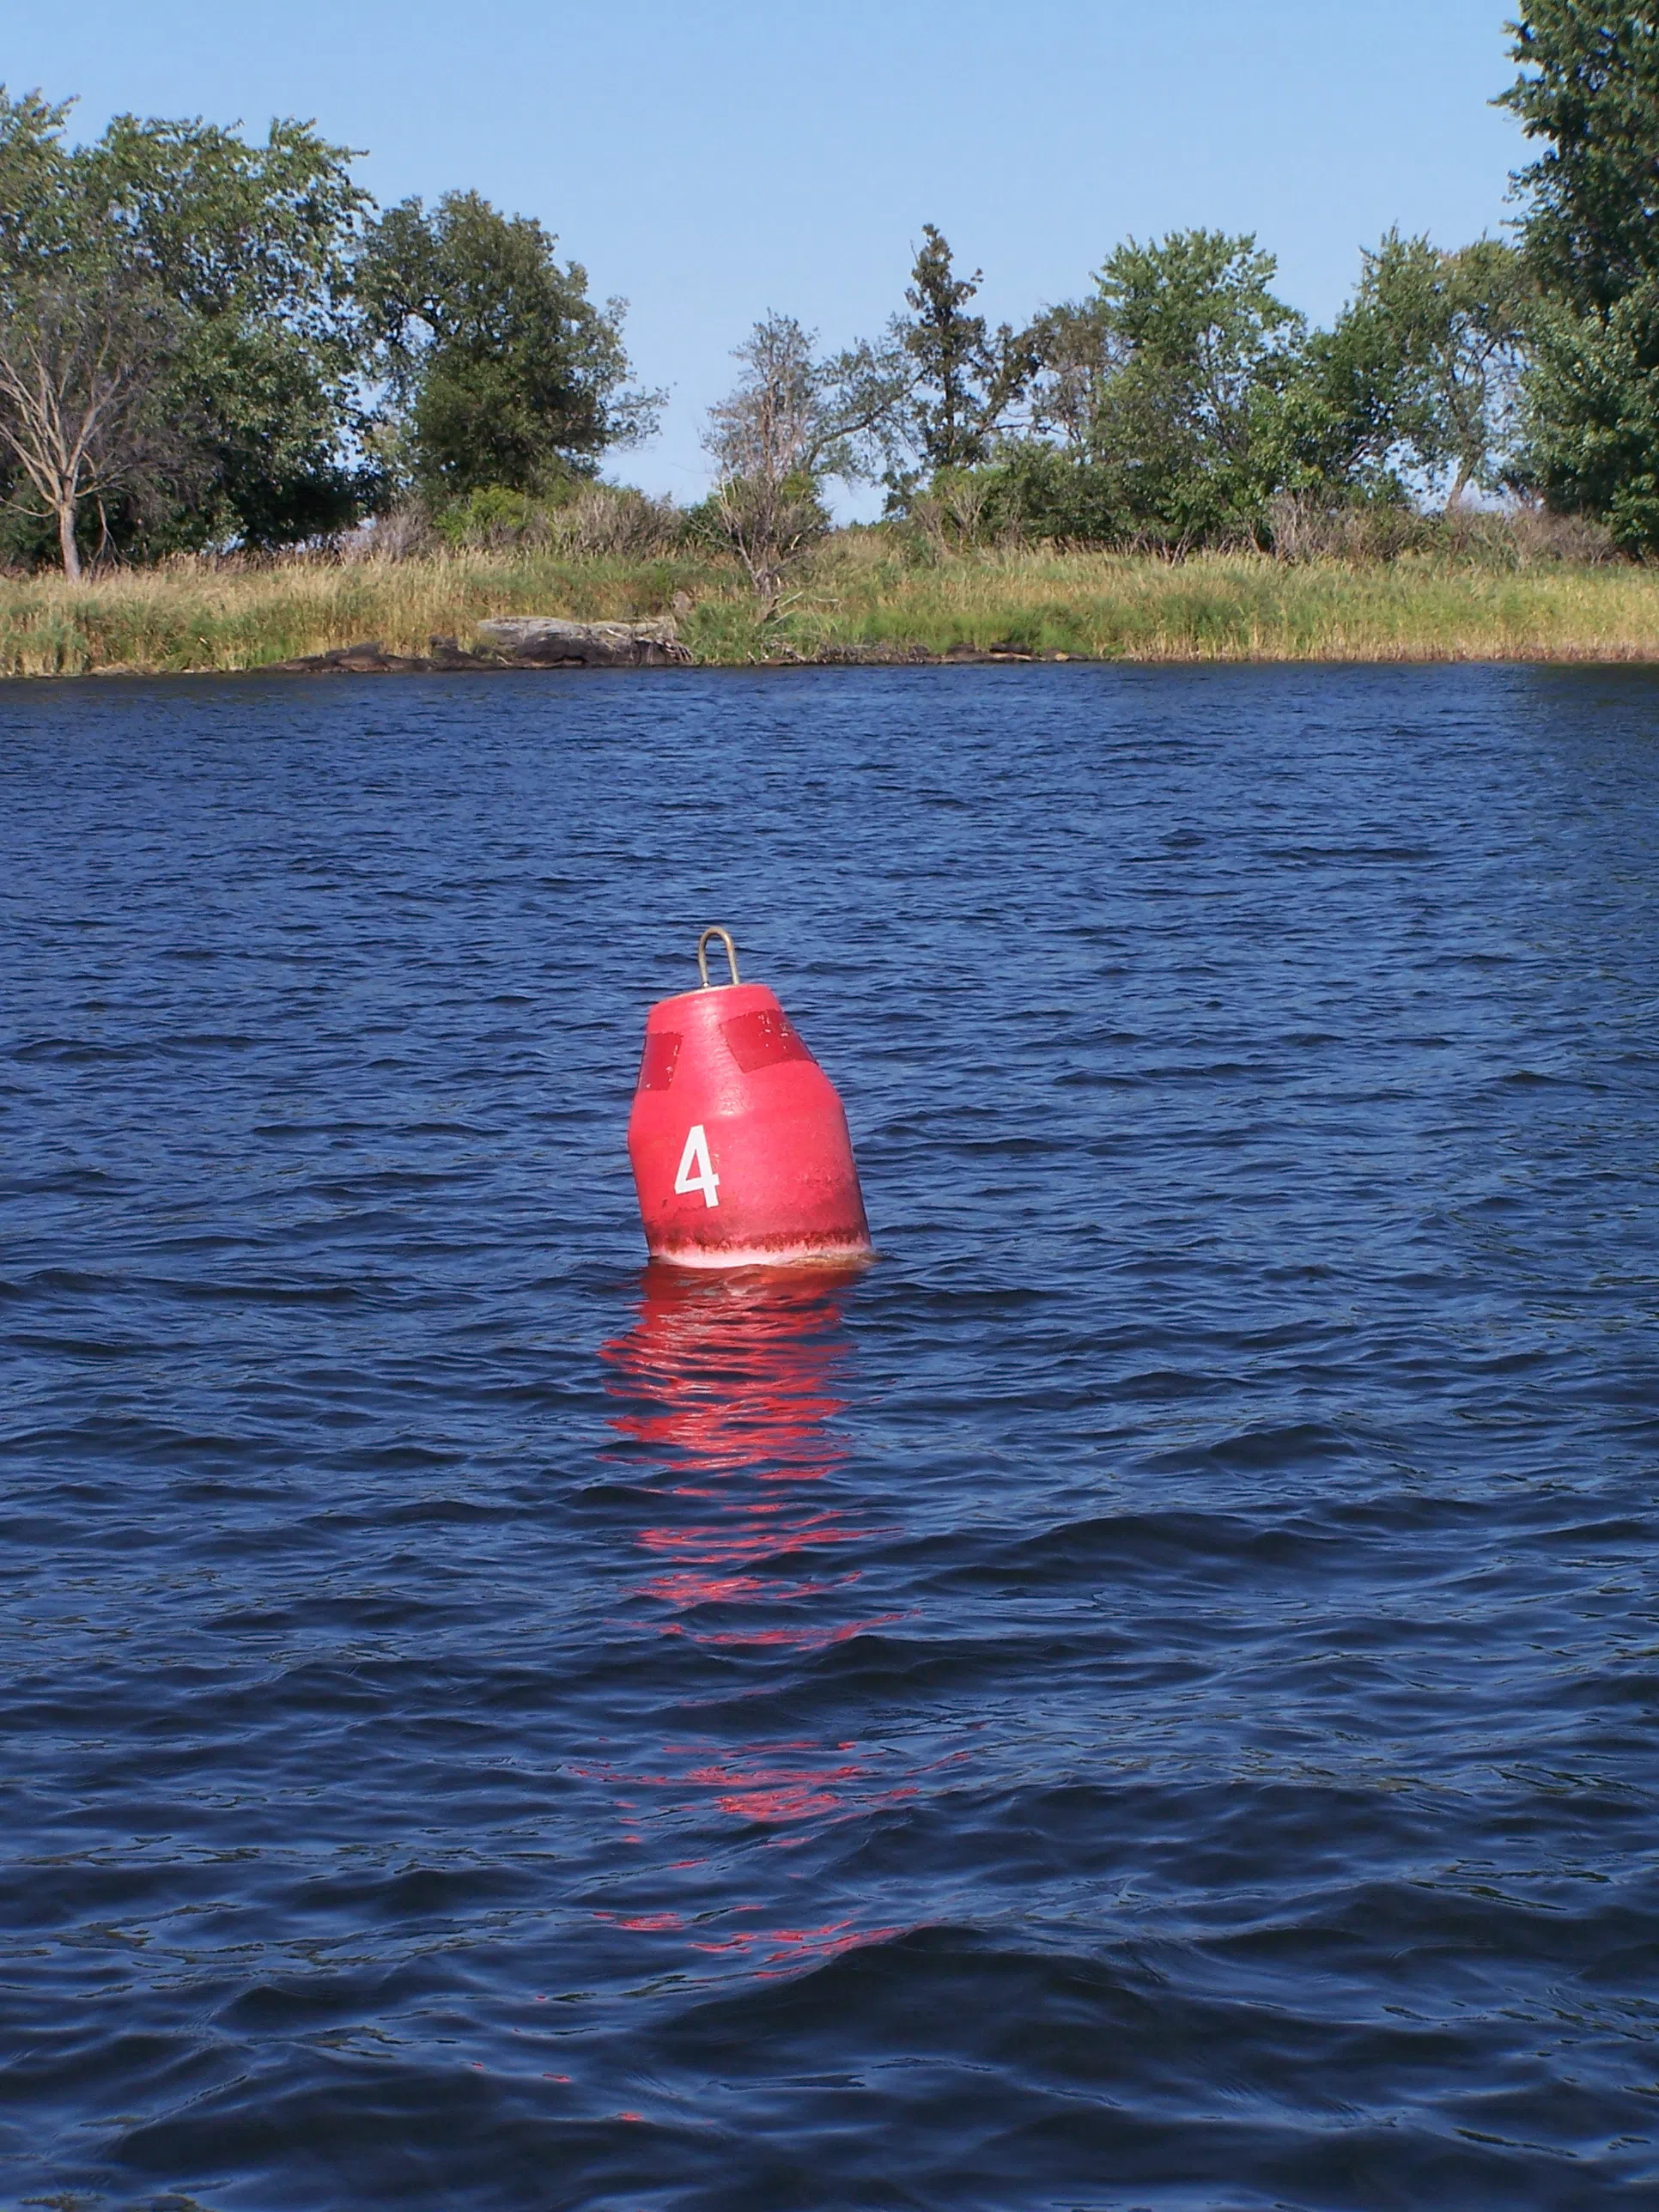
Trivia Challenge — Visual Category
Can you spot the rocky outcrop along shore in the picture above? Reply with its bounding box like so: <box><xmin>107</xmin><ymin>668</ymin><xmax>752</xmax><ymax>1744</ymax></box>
<box><xmin>474</xmin><ymin>616</ymin><xmax>691</xmax><ymax>666</ymax></box>
<box><xmin>269</xmin><ymin>617</ymin><xmax>691</xmax><ymax>674</ymax></box>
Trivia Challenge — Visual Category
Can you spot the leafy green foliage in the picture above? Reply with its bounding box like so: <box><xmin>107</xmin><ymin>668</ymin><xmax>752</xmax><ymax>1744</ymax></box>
<box><xmin>89</xmin><ymin>111</ymin><xmax>370</xmax><ymax>548</ymax></box>
<box><xmin>0</xmin><ymin>94</ymin><xmax>658</xmax><ymax>567</ymax></box>
<box><xmin>1005</xmin><ymin>232</ymin><xmax>1304</xmax><ymax>547</ymax></box>
<box><xmin>1088</xmin><ymin>230</ymin><xmax>1304</xmax><ymax>542</ymax></box>
<box><xmin>432</xmin><ymin>485</ymin><xmax>548</xmax><ymax>548</ymax></box>
<box><xmin>0</xmin><ymin>88</ymin><xmax>369</xmax><ymax>562</ymax></box>
<box><xmin>359</xmin><ymin>191</ymin><xmax>656</xmax><ymax>501</ymax></box>
<box><xmin>86</xmin><ymin>111</ymin><xmax>367</xmax><ymax>331</ymax></box>
<box><xmin>1516</xmin><ymin>280</ymin><xmax>1659</xmax><ymax>550</ymax></box>
<box><xmin>961</xmin><ymin>228</ymin><xmax>1540</xmax><ymax>551</ymax></box>
<box><xmin>1501</xmin><ymin>1</ymin><xmax>1659</xmax><ymax>314</ymax></box>
<box><xmin>1301</xmin><ymin>233</ymin><xmax>1533</xmax><ymax>501</ymax></box>
<box><xmin>1501</xmin><ymin>4</ymin><xmax>1659</xmax><ymax>549</ymax></box>
<box><xmin>954</xmin><ymin>441</ymin><xmax>1121</xmax><ymax>544</ymax></box>
<box><xmin>0</xmin><ymin>88</ymin><xmax>77</xmax><ymax>266</ymax></box>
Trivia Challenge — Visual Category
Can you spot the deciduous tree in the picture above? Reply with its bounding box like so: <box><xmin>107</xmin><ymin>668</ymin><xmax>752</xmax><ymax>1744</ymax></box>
<box><xmin>359</xmin><ymin>191</ymin><xmax>658</xmax><ymax>501</ymax></box>
<box><xmin>1084</xmin><ymin>230</ymin><xmax>1304</xmax><ymax>545</ymax></box>
<box><xmin>1500</xmin><ymin>0</ymin><xmax>1659</xmax><ymax>315</ymax></box>
<box><xmin>0</xmin><ymin>88</ymin><xmax>371</xmax><ymax>562</ymax></box>
<box><xmin>0</xmin><ymin>270</ymin><xmax>188</xmax><ymax>577</ymax></box>
<box><xmin>1306</xmin><ymin>233</ymin><xmax>1532</xmax><ymax>502</ymax></box>
<box><xmin>87</xmin><ymin>110</ymin><xmax>372</xmax><ymax>546</ymax></box>
<box><xmin>1502</xmin><ymin>4</ymin><xmax>1659</xmax><ymax>548</ymax></box>
<box><xmin>702</xmin><ymin>312</ymin><xmax>909</xmax><ymax>600</ymax></box>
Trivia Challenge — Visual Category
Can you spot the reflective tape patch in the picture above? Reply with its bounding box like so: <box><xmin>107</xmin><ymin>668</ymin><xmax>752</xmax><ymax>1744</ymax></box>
<box><xmin>721</xmin><ymin>1008</ymin><xmax>816</xmax><ymax>1073</ymax></box>
<box><xmin>637</xmin><ymin>1031</ymin><xmax>682</xmax><ymax>1091</ymax></box>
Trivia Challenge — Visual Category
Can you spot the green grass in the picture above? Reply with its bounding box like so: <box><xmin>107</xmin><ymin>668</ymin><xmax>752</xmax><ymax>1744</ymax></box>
<box><xmin>763</xmin><ymin>538</ymin><xmax>1659</xmax><ymax>662</ymax></box>
<box><xmin>5</xmin><ymin>538</ymin><xmax>1659</xmax><ymax>676</ymax></box>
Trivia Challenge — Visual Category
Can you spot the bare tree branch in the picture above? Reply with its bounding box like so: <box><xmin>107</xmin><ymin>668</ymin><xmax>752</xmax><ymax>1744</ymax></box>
<box><xmin>702</xmin><ymin>314</ymin><xmax>912</xmax><ymax>605</ymax></box>
<box><xmin>0</xmin><ymin>273</ymin><xmax>186</xmax><ymax>575</ymax></box>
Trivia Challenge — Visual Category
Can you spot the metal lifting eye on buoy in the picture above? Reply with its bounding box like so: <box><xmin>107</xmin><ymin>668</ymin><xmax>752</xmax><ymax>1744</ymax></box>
<box><xmin>696</xmin><ymin>926</ymin><xmax>741</xmax><ymax>989</ymax></box>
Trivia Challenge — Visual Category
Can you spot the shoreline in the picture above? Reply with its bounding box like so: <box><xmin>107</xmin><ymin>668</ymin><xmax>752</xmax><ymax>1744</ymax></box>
<box><xmin>31</xmin><ymin>641</ymin><xmax>1659</xmax><ymax>678</ymax></box>
<box><xmin>6</xmin><ymin>545</ymin><xmax>1659</xmax><ymax>677</ymax></box>
<box><xmin>29</xmin><ymin>648</ymin><xmax>1659</xmax><ymax>686</ymax></box>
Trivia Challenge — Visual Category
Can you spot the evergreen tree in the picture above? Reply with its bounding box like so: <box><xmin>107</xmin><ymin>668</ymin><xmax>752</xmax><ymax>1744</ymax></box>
<box><xmin>894</xmin><ymin>226</ymin><xmax>1035</xmax><ymax>476</ymax></box>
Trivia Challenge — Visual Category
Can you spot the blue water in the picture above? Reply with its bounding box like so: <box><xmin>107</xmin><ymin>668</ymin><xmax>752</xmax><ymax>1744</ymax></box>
<box><xmin>4</xmin><ymin>664</ymin><xmax>1659</xmax><ymax>2209</ymax></box>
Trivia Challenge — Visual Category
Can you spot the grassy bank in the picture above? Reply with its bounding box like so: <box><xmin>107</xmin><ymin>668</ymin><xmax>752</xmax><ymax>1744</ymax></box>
<box><xmin>6</xmin><ymin>537</ymin><xmax>1659</xmax><ymax>675</ymax></box>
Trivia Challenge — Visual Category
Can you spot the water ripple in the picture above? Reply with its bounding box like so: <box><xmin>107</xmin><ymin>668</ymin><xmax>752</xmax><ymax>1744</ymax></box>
<box><xmin>3</xmin><ymin>665</ymin><xmax>1659</xmax><ymax>2207</ymax></box>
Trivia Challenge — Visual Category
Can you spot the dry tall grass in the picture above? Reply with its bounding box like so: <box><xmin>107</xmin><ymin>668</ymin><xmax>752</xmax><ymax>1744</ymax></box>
<box><xmin>6</xmin><ymin>538</ymin><xmax>1659</xmax><ymax>676</ymax></box>
<box><xmin>0</xmin><ymin>550</ymin><xmax>710</xmax><ymax>677</ymax></box>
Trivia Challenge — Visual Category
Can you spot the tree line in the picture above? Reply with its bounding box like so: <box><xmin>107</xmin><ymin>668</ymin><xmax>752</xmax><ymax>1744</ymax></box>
<box><xmin>3</xmin><ymin>2</ymin><xmax>1658</xmax><ymax>580</ymax></box>
<box><xmin>0</xmin><ymin>92</ymin><xmax>655</xmax><ymax>576</ymax></box>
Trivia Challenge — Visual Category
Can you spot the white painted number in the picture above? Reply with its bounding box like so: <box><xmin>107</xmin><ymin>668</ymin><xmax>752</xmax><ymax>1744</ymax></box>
<box><xmin>674</xmin><ymin>1123</ymin><xmax>720</xmax><ymax>1208</ymax></box>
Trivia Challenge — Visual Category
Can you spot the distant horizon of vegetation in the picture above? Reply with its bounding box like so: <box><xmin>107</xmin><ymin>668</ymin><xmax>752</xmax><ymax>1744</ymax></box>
<box><xmin>3</xmin><ymin>0</ymin><xmax>1659</xmax><ymax>621</ymax></box>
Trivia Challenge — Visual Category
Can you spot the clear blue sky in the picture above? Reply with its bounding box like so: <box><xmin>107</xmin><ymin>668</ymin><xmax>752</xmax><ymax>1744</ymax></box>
<box><xmin>9</xmin><ymin>1</ymin><xmax>1529</xmax><ymax>507</ymax></box>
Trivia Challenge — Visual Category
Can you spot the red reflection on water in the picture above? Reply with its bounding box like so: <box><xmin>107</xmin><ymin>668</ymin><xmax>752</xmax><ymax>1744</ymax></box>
<box><xmin>600</xmin><ymin>1263</ymin><xmax>898</xmax><ymax>1656</ymax></box>
<box><xmin>602</xmin><ymin>1261</ymin><xmax>860</xmax><ymax>1468</ymax></box>
<box><xmin>588</xmin><ymin>1264</ymin><xmax>921</xmax><ymax>1967</ymax></box>
<box><xmin>690</xmin><ymin>1916</ymin><xmax>907</xmax><ymax>1975</ymax></box>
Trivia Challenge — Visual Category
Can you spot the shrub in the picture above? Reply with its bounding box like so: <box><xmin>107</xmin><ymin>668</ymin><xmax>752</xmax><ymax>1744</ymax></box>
<box><xmin>429</xmin><ymin>480</ymin><xmax>685</xmax><ymax>557</ymax></box>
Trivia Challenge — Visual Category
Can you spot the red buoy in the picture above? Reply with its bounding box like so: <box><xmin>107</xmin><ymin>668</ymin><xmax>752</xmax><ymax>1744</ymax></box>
<box><xmin>627</xmin><ymin>927</ymin><xmax>872</xmax><ymax>1269</ymax></box>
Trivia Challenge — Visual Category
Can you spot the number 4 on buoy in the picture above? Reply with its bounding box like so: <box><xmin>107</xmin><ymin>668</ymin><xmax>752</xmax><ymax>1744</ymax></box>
<box><xmin>673</xmin><ymin>1123</ymin><xmax>720</xmax><ymax>1208</ymax></box>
